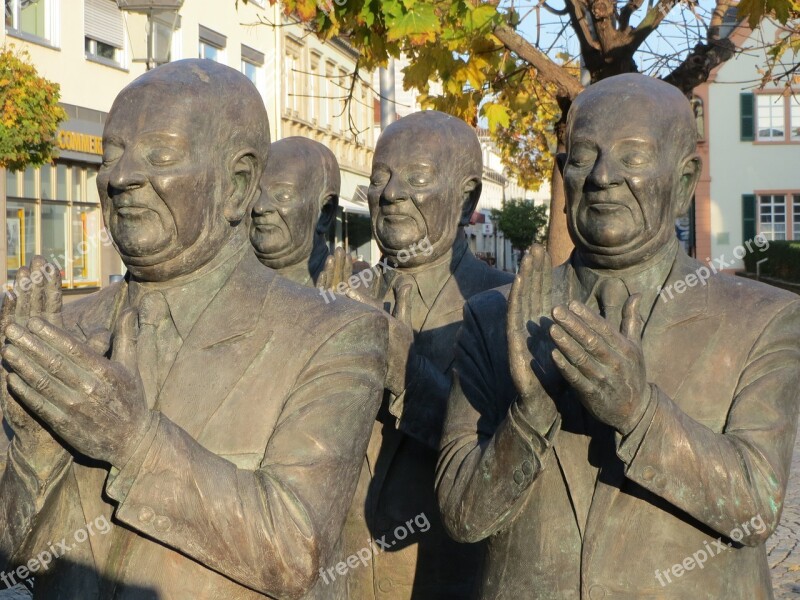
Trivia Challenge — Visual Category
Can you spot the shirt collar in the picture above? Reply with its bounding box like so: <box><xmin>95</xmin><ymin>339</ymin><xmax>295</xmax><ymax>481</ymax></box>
<box><xmin>388</xmin><ymin>235</ymin><xmax>469</xmax><ymax>308</ymax></box>
<box><xmin>127</xmin><ymin>238</ymin><xmax>249</xmax><ymax>339</ymax></box>
<box><xmin>571</xmin><ymin>238</ymin><xmax>679</xmax><ymax>318</ymax></box>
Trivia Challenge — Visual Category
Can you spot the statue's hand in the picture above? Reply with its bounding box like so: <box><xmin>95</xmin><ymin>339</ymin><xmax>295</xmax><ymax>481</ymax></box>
<box><xmin>550</xmin><ymin>296</ymin><xmax>649</xmax><ymax>435</ymax></box>
<box><xmin>2</xmin><ymin>309</ymin><xmax>154</xmax><ymax>468</ymax></box>
<box><xmin>507</xmin><ymin>244</ymin><xmax>560</xmax><ymax>432</ymax></box>
<box><xmin>1</xmin><ymin>257</ymin><xmax>68</xmax><ymax>464</ymax></box>
<box><xmin>316</xmin><ymin>246</ymin><xmax>354</xmax><ymax>291</ymax></box>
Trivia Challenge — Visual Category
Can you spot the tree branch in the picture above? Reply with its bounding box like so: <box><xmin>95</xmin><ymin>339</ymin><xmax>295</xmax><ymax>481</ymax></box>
<box><xmin>618</xmin><ymin>0</ymin><xmax>645</xmax><ymax>29</ymax></box>
<box><xmin>493</xmin><ymin>23</ymin><xmax>585</xmax><ymax>100</ymax></box>
<box><xmin>662</xmin><ymin>37</ymin><xmax>736</xmax><ymax>94</ymax></box>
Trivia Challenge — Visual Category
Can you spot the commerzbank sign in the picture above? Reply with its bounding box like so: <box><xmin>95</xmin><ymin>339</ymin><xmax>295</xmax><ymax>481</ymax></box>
<box><xmin>57</xmin><ymin>130</ymin><xmax>104</xmax><ymax>156</ymax></box>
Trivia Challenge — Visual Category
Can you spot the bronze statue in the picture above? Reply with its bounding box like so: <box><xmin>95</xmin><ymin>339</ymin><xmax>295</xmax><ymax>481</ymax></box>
<box><xmin>337</xmin><ymin>111</ymin><xmax>514</xmax><ymax>599</ymax></box>
<box><xmin>250</xmin><ymin>136</ymin><xmax>340</xmax><ymax>286</ymax></box>
<box><xmin>0</xmin><ymin>59</ymin><xmax>387</xmax><ymax>599</ymax></box>
<box><xmin>437</xmin><ymin>73</ymin><xmax>800</xmax><ymax>598</ymax></box>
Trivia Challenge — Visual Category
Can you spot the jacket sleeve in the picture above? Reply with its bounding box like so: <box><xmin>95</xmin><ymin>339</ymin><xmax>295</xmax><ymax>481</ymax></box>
<box><xmin>104</xmin><ymin>311</ymin><xmax>388</xmax><ymax>599</ymax></box>
<box><xmin>619</xmin><ymin>299</ymin><xmax>800</xmax><ymax>545</ymax></box>
<box><xmin>436</xmin><ymin>297</ymin><xmax>559</xmax><ymax>544</ymax></box>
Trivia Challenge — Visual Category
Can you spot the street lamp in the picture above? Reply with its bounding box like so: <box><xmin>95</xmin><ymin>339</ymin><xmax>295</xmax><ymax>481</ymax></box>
<box><xmin>116</xmin><ymin>0</ymin><xmax>184</xmax><ymax>70</ymax></box>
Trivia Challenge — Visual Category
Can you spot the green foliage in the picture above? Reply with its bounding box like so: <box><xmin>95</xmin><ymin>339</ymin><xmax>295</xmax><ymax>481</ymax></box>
<box><xmin>490</xmin><ymin>199</ymin><xmax>549</xmax><ymax>251</ymax></box>
<box><xmin>0</xmin><ymin>46</ymin><xmax>66</xmax><ymax>171</ymax></box>
<box><xmin>266</xmin><ymin>0</ymin><xmax>559</xmax><ymax>190</ymax></box>
<box><xmin>743</xmin><ymin>240</ymin><xmax>800</xmax><ymax>283</ymax></box>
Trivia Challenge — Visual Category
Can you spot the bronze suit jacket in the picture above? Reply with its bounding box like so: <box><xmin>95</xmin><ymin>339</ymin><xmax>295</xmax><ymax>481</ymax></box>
<box><xmin>437</xmin><ymin>249</ymin><xmax>800</xmax><ymax>599</ymax></box>
<box><xmin>0</xmin><ymin>250</ymin><xmax>388</xmax><ymax>599</ymax></box>
<box><xmin>344</xmin><ymin>247</ymin><xmax>513</xmax><ymax>599</ymax></box>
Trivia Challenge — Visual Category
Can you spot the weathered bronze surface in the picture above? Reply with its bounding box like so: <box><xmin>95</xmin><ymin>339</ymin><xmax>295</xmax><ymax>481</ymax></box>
<box><xmin>340</xmin><ymin>111</ymin><xmax>514</xmax><ymax>599</ymax></box>
<box><xmin>0</xmin><ymin>59</ymin><xmax>387</xmax><ymax>599</ymax></box>
<box><xmin>437</xmin><ymin>73</ymin><xmax>800</xmax><ymax>599</ymax></box>
<box><xmin>250</xmin><ymin>136</ymin><xmax>340</xmax><ymax>286</ymax></box>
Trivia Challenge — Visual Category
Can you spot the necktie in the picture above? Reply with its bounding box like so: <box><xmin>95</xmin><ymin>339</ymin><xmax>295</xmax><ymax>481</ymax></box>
<box><xmin>136</xmin><ymin>291</ymin><xmax>181</xmax><ymax>407</ymax></box>
<box><xmin>594</xmin><ymin>277</ymin><xmax>629</xmax><ymax>333</ymax></box>
<box><xmin>392</xmin><ymin>273</ymin><xmax>425</xmax><ymax>332</ymax></box>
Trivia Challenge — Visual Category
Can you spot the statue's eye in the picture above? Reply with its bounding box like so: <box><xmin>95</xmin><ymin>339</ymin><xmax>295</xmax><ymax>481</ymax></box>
<box><xmin>408</xmin><ymin>172</ymin><xmax>431</xmax><ymax>186</ymax></box>
<box><xmin>568</xmin><ymin>151</ymin><xmax>594</xmax><ymax>167</ymax></box>
<box><xmin>102</xmin><ymin>144</ymin><xmax>123</xmax><ymax>166</ymax></box>
<box><xmin>275</xmin><ymin>191</ymin><xmax>294</xmax><ymax>203</ymax></box>
<box><xmin>147</xmin><ymin>148</ymin><xmax>180</xmax><ymax>166</ymax></box>
<box><xmin>622</xmin><ymin>153</ymin><xmax>648</xmax><ymax>167</ymax></box>
<box><xmin>370</xmin><ymin>170</ymin><xmax>390</xmax><ymax>187</ymax></box>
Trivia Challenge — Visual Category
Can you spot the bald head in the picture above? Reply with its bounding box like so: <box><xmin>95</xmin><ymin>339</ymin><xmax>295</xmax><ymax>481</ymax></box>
<box><xmin>378</xmin><ymin>110</ymin><xmax>482</xmax><ymax>181</ymax></box>
<box><xmin>559</xmin><ymin>73</ymin><xmax>702</xmax><ymax>269</ymax></box>
<box><xmin>567</xmin><ymin>73</ymin><xmax>696</xmax><ymax>162</ymax></box>
<box><xmin>368</xmin><ymin>110</ymin><xmax>483</xmax><ymax>267</ymax></box>
<box><xmin>114</xmin><ymin>59</ymin><xmax>271</xmax><ymax>164</ymax></box>
<box><xmin>266</xmin><ymin>137</ymin><xmax>340</xmax><ymax>208</ymax></box>
<box><xmin>99</xmin><ymin>59</ymin><xmax>271</xmax><ymax>282</ymax></box>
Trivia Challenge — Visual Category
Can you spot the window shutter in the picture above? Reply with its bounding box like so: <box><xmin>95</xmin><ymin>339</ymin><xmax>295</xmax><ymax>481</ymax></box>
<box><xmin>742</xmin><ymin>194</ymin><xmax>756</xmax><ymax>242</ymax></box>
<box><xmin>740</xmin><ymin>93</ymin><xmax>755</xmax><ymax>141</ymax></box>
<box><xmin>85</xmin><ymin>0</ymin><xmax>124</xmax><ymax>49</ymax></box>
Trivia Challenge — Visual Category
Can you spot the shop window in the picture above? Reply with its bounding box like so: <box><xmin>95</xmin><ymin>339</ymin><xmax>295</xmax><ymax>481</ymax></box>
<box><xmin>41</xmin><ymin>202</ymin><xmax>67</xmax><ymax>269</ymax></box>
<box><xmin>4</xmin><ymin>163</ymin><xmax>102</xmax><ymax>289</ymax></box>
<box><xmin>6</xmin><ymin>200</ymin><xmax>36</xmax><ymax>281</ymax></box>
<box><xmin>71</xmin><ymin>204</ymin><xmax>101</xmax><ymax>287</ymax></box>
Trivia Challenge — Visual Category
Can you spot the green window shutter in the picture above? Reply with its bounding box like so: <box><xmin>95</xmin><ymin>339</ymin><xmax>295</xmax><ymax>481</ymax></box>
<box><xmin>742</xmin><ymin>194</ymin><xmax>756</xmax><ymax>242</ymax></box>
<box><xmin>740</xmin><ymin>93</ymin><xmax>755</xmax><ymax>141</ymax></box>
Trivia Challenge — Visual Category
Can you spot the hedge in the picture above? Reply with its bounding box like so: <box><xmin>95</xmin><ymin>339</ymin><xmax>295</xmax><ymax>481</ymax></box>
<box><xmin>743</xmin><ymin>240</ymin><xmax>800</xmax><ymax>283</ymax></box>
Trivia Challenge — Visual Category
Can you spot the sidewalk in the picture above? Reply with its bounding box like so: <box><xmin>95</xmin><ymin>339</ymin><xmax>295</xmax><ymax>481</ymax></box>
<box><xmin>769</xmin><ymin>426</ymin><xmax>800</xmax><ymax>597</ymax></box>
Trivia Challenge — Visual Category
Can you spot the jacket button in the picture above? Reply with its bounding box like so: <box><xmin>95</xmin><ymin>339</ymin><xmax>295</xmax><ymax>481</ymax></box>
<box><xmin>521</xmin><ymin>460</ymin><xmax>533</xmax><ymax>475</ymax></box>
<box><xmin>642</xmin><ymin>466</ymin><xmax>656</xmax><ymax>481</ymax></box>
<box><xmin>513</xmin><ymin>469</ymin><xmax>525</xmax><ymax>485</ymax></box>
<box><xmin>378</xmin><ymin>578</ymin><xmax>393</xmax><ymax>593</ymax></box>
<box><xmin>154</xmin><ymin>515</ymin><xmax>172</xmax><ymax>532</ymax></box>
<box><xmin>588</xmin><ymin>584</ymin><xmax>607</xmax><ymax>599</ymax></box>
<box><xmin>137</xmin><ymin>506</ymin><xmax>155</xmax><ymax>524</ymax></box>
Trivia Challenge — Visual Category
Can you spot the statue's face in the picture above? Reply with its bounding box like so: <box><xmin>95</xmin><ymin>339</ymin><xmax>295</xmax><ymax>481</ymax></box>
<box><xmin>98</xmin><ymin>85</ymin><xmax>230</xmax><ymax>279</ymax></box>
<box><xmin>250</xmin><ymin>153</ymin><xmax>319</xmax><ymax>266</ymax></box>
<box><xmin>368</xmin><ymin>127</ymin><xmax>463</xmax><ymax>267</ymax></box>
<box><xmin>563</xmin><ymin>97</ymin><xmax>681</xmax><ymax>264</ymax></box>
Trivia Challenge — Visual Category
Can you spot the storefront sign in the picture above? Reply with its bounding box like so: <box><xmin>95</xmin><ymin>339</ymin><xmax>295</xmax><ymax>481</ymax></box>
<box><xmin>57</xmin><ymin>131</ymin><xmax>104</xmax><ymax>156</ymax></box>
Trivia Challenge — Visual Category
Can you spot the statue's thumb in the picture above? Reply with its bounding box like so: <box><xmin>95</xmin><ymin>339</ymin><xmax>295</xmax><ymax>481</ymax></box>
<box><xmin>111</xmin><ymin>308</ymin><xmax>139</xmax><ymax>371</ymax></box>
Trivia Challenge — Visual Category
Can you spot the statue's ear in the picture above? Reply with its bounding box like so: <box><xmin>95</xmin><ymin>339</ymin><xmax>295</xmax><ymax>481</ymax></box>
<box><xmin>675</xmin><ymin>153</ymin><xmax>701</xmax><ymax>217</ymax></box>
<box><xmin>224</xmin><ymin>149</ymin><xmax>261</xmax><ymax>224</ymax></box>
<box><xmin>459</xmin><ymin>177</ymin><xmax>481</xmax><ymax>226</ymax></box>
<box><xmin>316</xmin><ymin>193</ymin><xmax>338</xmax><ymax>235</ymax></box>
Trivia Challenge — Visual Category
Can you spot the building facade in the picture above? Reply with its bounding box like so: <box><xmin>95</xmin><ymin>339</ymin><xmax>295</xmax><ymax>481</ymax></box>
<box><xmin>2</xmin><ymin>0</ymin><xmax>380</xmax><ymax>293</ymax></box>
<box><xmin>694</xmin><ymin>16</ymin><xmax>800</xmax><ymax>269</ymax></box>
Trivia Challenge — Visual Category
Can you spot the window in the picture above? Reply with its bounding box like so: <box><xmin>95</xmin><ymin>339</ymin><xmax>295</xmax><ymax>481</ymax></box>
<box><xmin>241</xmin><ymin>44</ymin><xmax>265</xmax><ymax>90</ymax></box>
<box><xmin>5</xmin><ymin>163</ymin><xmax>103</xmax><ymax>288</ymax></box>
<box><xmin>284</xmin><ymin>39</ymin><xmax>302</xmax><ymax>116</ymax></box>
<box><xmin>749</xmin><ymin>92</ymin><xmax>800</xmax><ymax>143</ymax></box>
<box><xmin>321</xmin><ymin>62</ymin><xmax>334</xmax><ymax>128</ymax></box>
<box><xmin>759</xmin><ymin>195</ymin><xmax>786</xmax><ymax>240</ymax></box>
<box><xmin>5</xmin><ymin>0</ymin><xmax>56</xmax><ymax>43</ymax></box>
<box><xmin>309</xmin><ymin>53</ymin><xmax>321</xmax><ymax>123</ymax></box>
<box><xmin>337</xmin><ymin>68</ymin><xmax>348</xmax><ymax>133</ymax></box>
<box><xmin>794</xmin><ymin>195</ymin><xmax>800</xmax><ymax>240</ymax></box>
<box><xmin>84</xmin><ymin>0</ymin><xmax>124</xmax><ymax>65</ymax></box>
<box><xmin>199</xmin><ymin>25</ymin><xmax>226</xmax><ymax>64</ymax></box>
<box><xmin>757</xmin><ymin>95</ymin><xmax>784</xmax><ymax>141</ymax></box>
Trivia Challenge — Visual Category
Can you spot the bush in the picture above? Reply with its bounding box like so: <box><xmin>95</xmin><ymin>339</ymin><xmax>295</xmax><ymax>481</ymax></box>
<box><xmin>0</xmin><ymin>45</ymin><xmax>66</xmax><ymax>171</ymax></box>
<box><xmin>743</xmin><ymin>240</ymin><xmax>800</xmax><ymax>283</ymax></box>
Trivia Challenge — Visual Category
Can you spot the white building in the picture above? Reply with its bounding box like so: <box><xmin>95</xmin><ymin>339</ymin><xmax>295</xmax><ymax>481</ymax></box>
<box><xmin>694</xmin><ymin>15</ymin><xmax>800</xmax><ymax>269</ymax></box>
<box><xmin>1</xmin><ymin>0</ymin><xmax>279</xmax><ymax>295</ymax></box>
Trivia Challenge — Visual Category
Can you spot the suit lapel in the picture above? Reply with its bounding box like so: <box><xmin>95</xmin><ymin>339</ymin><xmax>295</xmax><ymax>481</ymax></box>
<box><xmin>549</xmin><ymin>262</ymin><xmax>598</xmax><ymax>539</ymax></box>
<box><xmin>156</xmin><ymin>252</ymin><xmax>275</xmax><ymax>439</ymax></box>
<box><xmin>581</xmin><ymin>250</ymin><xmax>719</xmax><ymax>559</ymax></box>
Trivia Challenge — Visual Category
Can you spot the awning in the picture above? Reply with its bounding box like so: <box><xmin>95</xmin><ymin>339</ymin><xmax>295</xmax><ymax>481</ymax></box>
<box><xmin>339</xmin><ymin>197</ymin><xmax>370</xmax><ymax>216</ymax></box>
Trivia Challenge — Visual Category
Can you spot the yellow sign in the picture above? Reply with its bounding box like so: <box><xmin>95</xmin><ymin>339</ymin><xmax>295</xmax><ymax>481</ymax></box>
<box><xmin>57</xmin><ymin>131</ymin><xmax>104</xmax><ymax>156</ymax></box>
